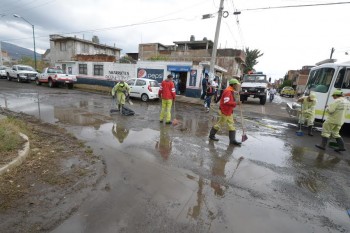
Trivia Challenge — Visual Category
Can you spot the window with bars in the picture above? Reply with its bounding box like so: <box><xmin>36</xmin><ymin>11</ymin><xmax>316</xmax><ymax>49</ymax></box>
<box><xmin>94</xmin><ymin>65</ymin><xmax>103</xmax><ymax>76</ymax></box>
<box><xmin>79</xmin><ymin>64</ymin><xmax>87</xmax><ymax>75</ymax></box>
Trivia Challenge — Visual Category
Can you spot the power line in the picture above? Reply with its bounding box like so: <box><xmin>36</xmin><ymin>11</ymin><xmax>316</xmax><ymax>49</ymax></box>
<box><xmin>238</xmin><ymin>1</ymin><xmax>350</xmax><ymax>12</ymax></box>
<box><xmin>0</xmin><ymin>0</ymin><xmax>56</xmax><ymax>15</ymax></box>
<box><xmin>1</xmin><ymin>17</ymin><xmax>190</xmax><ymax>43</ymax></box>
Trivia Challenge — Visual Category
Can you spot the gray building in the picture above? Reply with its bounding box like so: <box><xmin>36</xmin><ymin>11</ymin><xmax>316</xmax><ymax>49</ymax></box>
<box><xmin>138</xmin><ymin>35</ymin><xmax>246</xmax><ymax>79</ymax></box>
<box><xmin>47</xmin><ymin>35</ymin><xmax>121</xmax><ymax>65</ymax></box>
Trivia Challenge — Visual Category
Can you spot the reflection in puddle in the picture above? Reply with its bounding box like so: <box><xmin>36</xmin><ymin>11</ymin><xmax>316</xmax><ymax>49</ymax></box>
<box><xmin>155</xmin><ymin>125</ymin><xmax>172</xmax><ymax>160</ymax></box>
<box><xmin>112</xmin><ymin>122</ymin><xmax>129</xmax><ymax>143</ymax></box>
<box><xmin>289</xmin><ymin>146</ymin><xmax>343</xmax><ymax>193</ymax></box>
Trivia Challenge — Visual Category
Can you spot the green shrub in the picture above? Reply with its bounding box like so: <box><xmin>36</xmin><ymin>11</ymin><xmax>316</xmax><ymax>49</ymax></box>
<box><xmin>0</xmin><ymin>118</ymin><xmax>24</xmax><ymax>152</ymax></box>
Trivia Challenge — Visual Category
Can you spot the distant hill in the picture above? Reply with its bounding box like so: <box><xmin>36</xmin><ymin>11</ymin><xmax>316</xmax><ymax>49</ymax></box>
<box><xmin>1</xmin><ymin>41</ymin><xmax>42</xmax><ymax>60</ymax></box>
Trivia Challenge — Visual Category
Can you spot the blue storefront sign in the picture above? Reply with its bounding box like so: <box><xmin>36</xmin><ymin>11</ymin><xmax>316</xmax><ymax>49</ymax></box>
<box><xmin>167</xmin><ymin>65</ymin><xmax>191</xmax><ymax>72</ymax></box>
<box><xmin>189</xmin><ymin>70</ymin><xmax>197</xmax><ymax>87</ymax></box>
<box><xmin>137</xmin><ymin>68</ymin><xmax>164</xmax><ymax>83</ymax></box>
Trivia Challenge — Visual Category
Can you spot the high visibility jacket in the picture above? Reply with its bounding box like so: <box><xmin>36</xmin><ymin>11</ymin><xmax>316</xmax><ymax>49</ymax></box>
<box><xmin>159</xmin><ymin>80</ymin><xmax>176</xmax><ymax>100</ymax></box>
<box><xmin>300</xmin><ymin>96</ymin><xmax>317</xmax><ymax>117</ymax></box>
<box><xmin>325</xmin><ymin>97</ymin><xmax>350</xmax><ymax>125</ymax></box>
<box><xmin>111</xmin><ymin>82</ymin><xmax>130</xmax><ymax>96</ymax></box>
<box><xmin>219</xmin><ymin>86</ymin><xmax>237</xmax><ymax>116</ymax></box>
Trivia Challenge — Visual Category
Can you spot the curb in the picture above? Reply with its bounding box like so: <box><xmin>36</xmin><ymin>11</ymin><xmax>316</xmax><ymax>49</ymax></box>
<box><xmin>0</xmin><ymin>133</ymin><xmax>30</xmax><ymax>176</ymax></box>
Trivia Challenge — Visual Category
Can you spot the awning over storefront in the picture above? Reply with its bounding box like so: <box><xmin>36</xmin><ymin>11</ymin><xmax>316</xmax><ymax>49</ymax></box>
<box><xmin>167</xmin><ymin>65</ymin><xmax>191</xmax><ymax>72</ymax></box>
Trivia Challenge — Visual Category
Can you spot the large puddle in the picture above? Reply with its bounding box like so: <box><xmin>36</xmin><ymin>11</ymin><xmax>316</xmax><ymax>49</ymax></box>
<box><xmin>2</xmin><ymin>91</ymin><xmax>350</xmax><ymax>233</ymax></box>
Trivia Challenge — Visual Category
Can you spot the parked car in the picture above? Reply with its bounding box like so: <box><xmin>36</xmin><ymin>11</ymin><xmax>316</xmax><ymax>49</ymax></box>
<box><xmin>280</xmin><ymin>86</ymin><xmax>296</xmax><ymax>98</ymax></box>
<box><xmin>125</xmin><ymin>78</ymin><xmax>160</xmax><ymax>102</ymax></box>
<box><xmin>36</xmin><ymin>67</ymin><xmax>77</xmax><ymax>89</ymax></box>
<box><xmin>6</xmin><ymin>65</ymin><xmax>38</xmax><ymax>82</ymax></box>
<box><xmin>0</xmin><ymin>66</ymin><xmax>9</xmax><ymax>79</ymax></box>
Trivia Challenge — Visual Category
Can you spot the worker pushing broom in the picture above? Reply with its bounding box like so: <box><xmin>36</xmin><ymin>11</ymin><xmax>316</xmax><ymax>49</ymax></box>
<box><xmin>209</xmin><ymin>78</ymin><xmax>245</xmax><ymax>145</ymax></box>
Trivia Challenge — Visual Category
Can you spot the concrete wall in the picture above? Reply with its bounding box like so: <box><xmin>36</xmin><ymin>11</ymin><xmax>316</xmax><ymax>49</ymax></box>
<box><xmin>55</xmin><ymin>60</ymin><xmax>204</xmax><ymax>97</ymax></box>
<box><xmin>138</xmin><ymin>44</ymin><xmax>245</xmax><ymax>79</ymax></box>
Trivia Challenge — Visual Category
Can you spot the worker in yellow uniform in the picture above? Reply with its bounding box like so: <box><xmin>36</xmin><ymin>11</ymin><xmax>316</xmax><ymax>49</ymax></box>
<box><xmin>315</xmin><ymin>90</ymin><xmax>350</xmax><ymax>152</ymax></box>
<box><xmin>209</xmin><ymin>78</ymin><xmax>241</xmax><ymax>146</ymax></box>
<box><xmin>297</xmin><ymin>92</ymin><xmax>317</xmax><ymax>136</ymax></box>
<box><xmin>111</xmin><ymin>80</ymin><xmax>130</xmax><ymax>112</ymax></box>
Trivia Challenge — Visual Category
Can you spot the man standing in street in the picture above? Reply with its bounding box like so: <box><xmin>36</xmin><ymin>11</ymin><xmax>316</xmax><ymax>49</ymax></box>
<box><xmin>209</xmin><ymin>78</ymin><xmax>242</xmax><ymax>146</ymax></box>
<box><xmin>297</xmin><ymin>92</ymin><xmax>317</xmax><ymax>136</ymax></box>
<box><xmin>111</xmin><ymin>80</ymin><xmax>130</xmax><ymax>112</ymax></box>
<box><xmin>200</xmin><ymin>73</ymin><xmax>209</xmax><ymax>100</ymax></box>
<box><xmin>315</xmin><ymin>90</ymin><xmax>350</xmax><ymax>152</ymax></box>
<box><xmin>159</xmin><ymin>74</ymin><xmax>176</xmax><ymax>124</ymax></box>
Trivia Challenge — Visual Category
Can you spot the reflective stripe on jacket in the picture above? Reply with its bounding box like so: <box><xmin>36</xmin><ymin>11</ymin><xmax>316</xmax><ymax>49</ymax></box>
<box><xmin>159</xmin><ymin>80</ymin><xmax>176</xmax><ymax>100</ymax></box>
<box><xmin>219</xmin><ymin>86</ymin><xmax>236</xmax><ymax>116</ymax></box>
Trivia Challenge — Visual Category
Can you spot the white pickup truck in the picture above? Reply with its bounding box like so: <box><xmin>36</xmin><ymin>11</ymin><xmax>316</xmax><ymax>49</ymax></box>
<box><xmin>6</xmin><ymin>64</ymin><xmax>38</xmax><ymax>82</ymax></box>
<box><xmin>36</xmin><ymin>67</ymin><xmax>77</xmax><ymax>89</ymax></box>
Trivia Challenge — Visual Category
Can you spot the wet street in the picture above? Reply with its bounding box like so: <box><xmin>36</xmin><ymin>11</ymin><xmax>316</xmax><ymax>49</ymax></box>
<box><xmin>1</xmin><ymin>79</ymin><xmax>350</xmax><ymax>233</ymax></box>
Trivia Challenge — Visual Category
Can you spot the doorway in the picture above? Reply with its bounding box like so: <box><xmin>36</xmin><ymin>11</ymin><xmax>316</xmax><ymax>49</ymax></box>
<box><xmin>172</xmin><ymin>71</ymin><xmax>187</xmax><ymax>95</ymax></box>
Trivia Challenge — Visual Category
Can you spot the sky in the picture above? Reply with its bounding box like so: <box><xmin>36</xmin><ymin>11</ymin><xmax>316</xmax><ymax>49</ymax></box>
<box><xmin>1</xmin><ymin>0</ymin><xmax>350</xmax><ymax>81</ymax></box>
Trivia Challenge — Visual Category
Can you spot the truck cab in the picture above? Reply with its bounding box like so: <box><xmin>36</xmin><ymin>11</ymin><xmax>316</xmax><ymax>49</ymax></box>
<box><xmin>240</xmin><ymin>73</ymin><xmax>268</xmax><ymax>105</ymax></box>
<box><xmin>6</xmin><ymin>65</ymin><xmax>38</xmax><ymax>82</ymax></box>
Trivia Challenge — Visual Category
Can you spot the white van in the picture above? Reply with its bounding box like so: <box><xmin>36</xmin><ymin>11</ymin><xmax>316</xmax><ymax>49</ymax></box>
<box><xmin>287</xmin><ymin>60</ymin><xmax>350</xmax><ymax>123</ymax></box>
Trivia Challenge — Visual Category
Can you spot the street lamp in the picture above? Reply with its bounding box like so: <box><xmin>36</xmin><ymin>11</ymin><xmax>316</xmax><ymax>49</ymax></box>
<box><xmin>13</xmin><ymin>14</ymin><xmax>37</xmax><ymax>70</ymax></box>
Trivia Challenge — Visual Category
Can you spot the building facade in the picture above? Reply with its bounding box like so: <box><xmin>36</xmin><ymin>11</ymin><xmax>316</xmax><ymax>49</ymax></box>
<box><xmin>138</xmin><ymin>36</ymin><xmax>246</xmax><ymax>79</ymax></box>
<box><xmin>47</xmin><ymin>35</ymin><xmax>121</xmax><ymax>66</ymax></box>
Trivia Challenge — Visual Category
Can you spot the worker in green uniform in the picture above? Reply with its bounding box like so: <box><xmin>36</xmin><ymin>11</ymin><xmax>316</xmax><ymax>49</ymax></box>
<box><xmin>315</xmin><ymin>90</ymin><xmax>350</xmax><ymax>152</ymax></box>
<box><xmin>297</xmin><ymin>92</ymin><xmax>317</xmax><ymax>136</ymax></box>
<box><xmin>111</xmin><ymin>80</ymin><xmax>130</xmax><ymax>112</ymax></box>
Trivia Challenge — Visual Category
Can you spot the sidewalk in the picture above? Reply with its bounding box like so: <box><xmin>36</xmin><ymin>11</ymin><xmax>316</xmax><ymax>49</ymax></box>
<box><xmin>175</xmin><ymin>95</ymin><xmax>203</xmax><ymax>105</ymax></box>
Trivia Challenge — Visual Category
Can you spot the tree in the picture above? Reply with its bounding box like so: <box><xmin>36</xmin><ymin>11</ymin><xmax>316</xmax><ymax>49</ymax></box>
<box><xmin>18</xmin><ymin>56</ymin><xmax>49</xmax><ymax>72</ymax></box>
<box><xmin>279</xmin><ymin>79</ymin><xmax>293</xmax><ymax>90</ymax></box>
<box><xmin>119</xmin><ymin>55</ymin><xmax>135</xmax><ymax>64</ymax></box>
<box><xmin>148</xmin><ymin>55</ymin><xmax>168</xmax><ymax>61</ymax></box>
<box><xmin>244</xmin><ymin>48</ymin><xmax>264</xmax><ymax>74</ymax></box>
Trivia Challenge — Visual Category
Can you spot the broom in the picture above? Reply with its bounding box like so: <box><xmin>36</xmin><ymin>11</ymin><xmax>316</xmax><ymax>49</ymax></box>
<box><xmin>172</xmin><ymin>99</ymin><xmax>179</xmax><ymax>125</ymax></box>
<box><xmin>239</xmin><ymin>104</ymin><xmax>248</xmax><ymax>142</ymax></box>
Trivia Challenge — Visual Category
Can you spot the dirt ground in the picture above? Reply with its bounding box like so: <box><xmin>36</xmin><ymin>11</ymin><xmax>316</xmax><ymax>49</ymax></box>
<box><xmin>0</xmin><ymin>109</ymin><xmax>106</xmax><ymax>233</ymax></box>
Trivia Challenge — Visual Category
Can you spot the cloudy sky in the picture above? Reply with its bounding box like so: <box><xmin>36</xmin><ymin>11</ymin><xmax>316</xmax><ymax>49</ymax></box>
<box><xmin>1</xmin><ymin>0</ymin><xmax>350</xmax><ymax>80</ymax></box>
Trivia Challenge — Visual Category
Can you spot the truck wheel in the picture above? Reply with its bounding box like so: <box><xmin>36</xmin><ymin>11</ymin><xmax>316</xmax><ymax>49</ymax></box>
<box><xmin>67</xmin><ymin>83</ymin><xmax>73</xmax><ymax>89</ymax></box>
<box><xmin>7</xmin><ymin>73</ymin><xmax>11</xmax><ymax>81</ymax></box>
<box><xmin>35</xmin><ymin>78</ymin><xmax>41</xmax><ymax>85</ymax></box>
<box><xmin>48</xmin><ymin>79</ymin><xmax>54</xmax><ymax>88</ymax></box>
<box><xmin>260</xmin><ymin>96</ymin><xmax>266</xmax><ymax>105</ymax></box>
<box><xmin>17</xmin><ymin>75</ymin><xmax>21</xmax><ymax>83</ymax></box>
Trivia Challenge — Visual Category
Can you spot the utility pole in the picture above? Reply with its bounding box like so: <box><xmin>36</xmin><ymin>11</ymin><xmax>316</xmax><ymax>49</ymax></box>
<box><xmin>209</xmin><ymin>0</ymin><xmax>225</xmax><ymax>81</ymax></box>
<box><xmin>330</xmin><ymin>47</ymin><xmax>335</xmax><ymax>59</ymax></box>
<box><xmin>0</xmin><ymin>41</ymin><xmax>3</xmax><ymax>66</ymax></box>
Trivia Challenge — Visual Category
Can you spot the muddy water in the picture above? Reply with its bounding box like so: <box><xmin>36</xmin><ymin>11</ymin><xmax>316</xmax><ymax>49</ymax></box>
<box><xmin>1</xmin><ymin>90</ymin><xmax>349</xmax><ymax>233</ymax></box>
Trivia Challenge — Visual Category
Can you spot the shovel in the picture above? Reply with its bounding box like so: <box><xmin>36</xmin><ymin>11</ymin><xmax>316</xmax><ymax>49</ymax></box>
<box><xmin>239</xmin><ymin>104</ymin><xmax>248</xmax><ymax>142</ymax></box>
